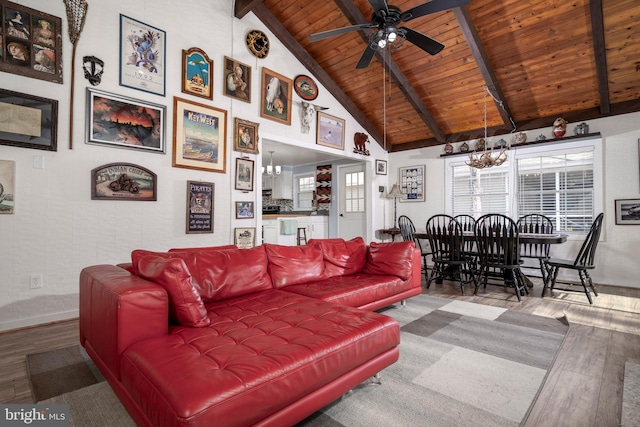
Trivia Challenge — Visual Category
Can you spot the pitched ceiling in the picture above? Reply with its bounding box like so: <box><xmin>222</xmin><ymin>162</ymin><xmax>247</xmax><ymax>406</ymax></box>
<box><xmin>236</xmin><ymin>0</ymin><xmax>640</xmax><ymax>152</ymax></box>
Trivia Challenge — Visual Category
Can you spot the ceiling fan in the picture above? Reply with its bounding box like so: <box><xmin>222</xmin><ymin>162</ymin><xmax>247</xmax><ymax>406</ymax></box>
<box><xmin>309</xmin><ymin>0</ymin><xmax>470</xmax><ymax>69</ymax></box>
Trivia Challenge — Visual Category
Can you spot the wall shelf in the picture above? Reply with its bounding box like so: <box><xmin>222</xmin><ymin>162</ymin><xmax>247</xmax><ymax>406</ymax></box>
<box><xmin>439</xmin><ymin>132</ymin><xmax>602</xmax><ymax>158</ymax></box>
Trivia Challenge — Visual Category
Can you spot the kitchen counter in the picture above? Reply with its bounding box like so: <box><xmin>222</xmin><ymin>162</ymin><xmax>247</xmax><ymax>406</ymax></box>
<box><xmin>262</xmin><ymin>212</ymin><xmax>329</xmax><ymax>218</ymax></box>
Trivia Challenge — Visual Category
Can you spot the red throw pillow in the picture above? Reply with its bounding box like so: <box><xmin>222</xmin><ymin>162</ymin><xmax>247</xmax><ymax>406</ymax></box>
<box><xmin>363</xmin><ymin>241</ymin><xmax>414</xmax><ymax>281</ymax></box>
<box><xmin>137</xmin><ymin>256</ymin><xmax>210</xmax><ymax>327</ymax></box>
<box><xmin>264</xmin><ymin>244</ymin><xmax>327</xmax><ymax>288</ymax></box>
<box><xmin>309</xmin><ymin>237</ymin><xmax>367</xmax><ymax>277</ymax></box>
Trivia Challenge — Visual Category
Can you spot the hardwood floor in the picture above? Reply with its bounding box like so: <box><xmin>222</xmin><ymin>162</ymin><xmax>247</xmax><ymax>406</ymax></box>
<box><xmin>1</xmin><ymin>278</ymin><xmax>638</xmax><ymax>427</ymax></box>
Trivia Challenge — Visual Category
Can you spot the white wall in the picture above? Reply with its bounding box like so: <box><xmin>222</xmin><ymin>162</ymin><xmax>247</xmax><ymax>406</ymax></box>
<box><xmin>389</xmin><ymin>112</ymin><xmax>640</xmax><ymax>288</ymax></box>
<box><xmin>0</xmin><ymin>0</ymin><xmax>391</xmax><ymax>330</ymax></box>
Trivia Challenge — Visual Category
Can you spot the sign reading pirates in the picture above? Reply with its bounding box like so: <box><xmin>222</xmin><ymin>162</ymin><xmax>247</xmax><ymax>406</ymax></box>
<box><xmin>353</xmin><ymin>132</ymin><xmax>370</xmax><ymax>156</ymax></box>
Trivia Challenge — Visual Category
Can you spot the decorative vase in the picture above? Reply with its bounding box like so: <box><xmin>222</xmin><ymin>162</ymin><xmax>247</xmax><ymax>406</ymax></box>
<box><xmin>444</xmin><ymin>142</ymin><xmax>453</xmax><ymax>154</ymax></box>
<box><xmin>553</xmin><ymin>117</ymin><xmax>567</xmax><ymax>138</ymax></box>
<box><xmin>459</xmin><ymin>142</ymin><xmax>469</xmax><ymax>152</ymax></box>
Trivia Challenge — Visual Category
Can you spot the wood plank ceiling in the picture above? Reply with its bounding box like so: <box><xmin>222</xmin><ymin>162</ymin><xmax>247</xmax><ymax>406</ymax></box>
<box><xmin>236</xmin><ymin>0</ymin><xmax>640</xmax><ymax>152</ymax></box>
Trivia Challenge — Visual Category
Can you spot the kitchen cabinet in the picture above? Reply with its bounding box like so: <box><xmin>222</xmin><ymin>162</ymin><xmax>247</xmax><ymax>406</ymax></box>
<box><xmin>296</xmin><ymin>216</ymin><xmax>328</xmax><ymax>241</ymax></box>
<box><xmin>262</xmin><ymin>219</ymin><xmax>278</xmax><ymax>244</ymax></box>
<box><xmin>263</xmin><ymin>171</ymin><xmax>292</xmax><ymax>199</ymax></box>
<box><xmin>262</xmin><ymin>215</ymin><xmax>327</xmax><ymax>245</ymax></box>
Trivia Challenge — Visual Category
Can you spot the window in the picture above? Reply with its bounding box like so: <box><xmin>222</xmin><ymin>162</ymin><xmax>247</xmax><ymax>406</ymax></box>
<box><xmin>294</xmin><ymin>173</ymin><xmax>315</xmax><ymax>210</ymax></box>
<box><xmin>345</xmin><ymin>171</ymin><xmax>365</xmax><ymax>212</ymax></box>
<box><xmin>445</xmin><ymin>137</ymin><xmax>602</xmax><ymax>235</ymax></box>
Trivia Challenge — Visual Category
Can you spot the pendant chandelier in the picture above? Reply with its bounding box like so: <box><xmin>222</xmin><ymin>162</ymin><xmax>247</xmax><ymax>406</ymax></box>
<box><xmin>467</xmin><ymin>86</ymin><xmax>508</xmax><ymax>169</ymax></box>
<box><xmin>262</xmin><ymin>150</ymin><xmax>281</xmax><ymax>175</ymax></box>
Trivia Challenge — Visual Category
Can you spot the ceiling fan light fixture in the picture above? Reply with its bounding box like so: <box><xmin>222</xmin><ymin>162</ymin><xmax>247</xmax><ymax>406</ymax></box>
<box><xmin>377</xmin><ymin>38</ymin><xmax>387</xmax><ymax>48</ymax></box>
<box><xmin>387</xmin><ymin>30</ymin><xmax>397</xmax><ymax>42</ymax></box>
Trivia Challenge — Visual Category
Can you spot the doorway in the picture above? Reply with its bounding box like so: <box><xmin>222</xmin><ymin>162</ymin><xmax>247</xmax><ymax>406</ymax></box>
<box><xmin>338</xmin><ymin>163</ymin><xmax>366</xmax><ymax>240</ymax></box>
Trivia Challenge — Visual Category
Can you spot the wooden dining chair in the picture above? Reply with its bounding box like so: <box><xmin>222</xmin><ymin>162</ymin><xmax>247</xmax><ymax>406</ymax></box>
<box><xmin>543</xmin><ymin>213</ymin><xmax>604</xmax><ymax>304</ymax></box>
<box><xmin>398</xmin><ymin>215</ymin><xmax>431</xmax><ymax>282</ymax></box>
<box><xmin>517</xmin><ymin>214</ymin><xmax>554</xmax><ymax>283</ymax></box>
<box><xmin>474</xmin><ymin>213</ymin><xmax>528</xmax><ymax>301</ymax></box>
<box><xmin>454</xmin><ymin>214</ymin><xmax>478</xmax><ymax>272</ymax></box>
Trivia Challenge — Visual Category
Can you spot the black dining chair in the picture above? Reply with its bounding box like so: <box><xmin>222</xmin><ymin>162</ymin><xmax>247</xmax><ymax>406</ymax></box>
<box><xmin>398</xmin><ymin>215</ymin><xmax>431</xmax><ymax>282</ymax></box>
<box><xmin>454</xmin><ymin>214</ymin><xmax>478</xmax><ymax>272</ymax></box>
<box><xmin>474</xmin><ymin>213</ymin><xmax>528</xmax><ymax>301</ymax></box>
<box><xmin>424</xmin><ymin>214</ymin><xmax>474</xmax><ymax>294</ymax></box>
<box><xmin>517</xmin><ymin>214</ymin><xmax>554</xmax><ymax>283</ymax></box>
<box><xmin>543</xmin><ymin>213</ymin><xmax>604</xmax><ymax>304</ymax></box>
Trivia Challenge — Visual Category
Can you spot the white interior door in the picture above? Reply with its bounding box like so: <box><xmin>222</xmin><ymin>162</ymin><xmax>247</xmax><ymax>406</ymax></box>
<box><xmin>338</xmin><ymin>164</ymin><xmax>366</xmax><ymax>240</ymax></box>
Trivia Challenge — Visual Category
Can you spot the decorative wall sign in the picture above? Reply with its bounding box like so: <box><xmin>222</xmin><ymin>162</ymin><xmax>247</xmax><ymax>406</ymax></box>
<box><xmin>245</xmin><ymin>30</ymin><xmax>269</xmax><ymax>58</ymax></box>
<box><xmin>615</xmin><ymin>199</ymin><xmax>640</xmax><ymax>225</ymax></box>
<box><xmin>173</xmin><ymin>97</ymin><xmax>227</xmax><ymax>173</ymax></box>
<box><xmin>91</xmin><ymin>163</ymin><xmax>157</xmax><ymax>201</ymax></box>
<box><xmin>399</xmin><ymin>165</ymin><xmax>425</xmax><ymax>202</ymax></box>
<box><xmin>0</xmin><ymin>88</ymin><xmax>57</xmax><ymax>151</ymax></box>
<box><xmin>235</xmin><ymin>158</ymin><xmax>254</xmax><ymax>192</ymax></box>
<box><xmin>0</xmin><ymin>1</ymin><xmax>63</xmax><ymax>83</ymax></box>
<box><xmin>186</xmin><ymin>180</ymin><xmax>214</xmax><ymax>234</ymax></box>
<box><xmin>234</xmin><ymin>227</ymin><xmax>256</xmax><ymax>249</ymax></box>
<box><xmin>182</xmin><ymin>47</ymin><xmax>213</xmax><ymax>100</ymax></box>
<box><xmin>260</xmin><ymin>67</ymin><xmax>292</xmax><ymax>125</ymax></box>
<box><xmin>316</xmin><ymin>111</ymin><xmax>345</xmax><ymax>150</ymax></box>
<box><xmin>233</xmin><ymin>118</ymin><xmax>259</xmax><ymax>154</ymax></box>
<box><xmin>235</xmin><ymin>201</ymin><xmax>254</xmax><ymax>219</ymax></box>
<box><xmin>0</xmin><ymin>159</ymin><xmax>15</xmax><ymax>214</ymax></box>
<box><xmin>223</xmin><ymin>56</ymin><xmax>251</xmax><ymax>102</ymax></box>
<box><xmin>316</xmin><ymin>165</ymin><xmax>332</xmax><ymax>204</ymax></box>
<box><xmin>293</xmin><ymin>75</ymin><xmax>318</xmax><ymax>101</ymax></box>
<box><xmin>86</xmin><ymin>88</ymin><xmax>165</xmax><ymax>153</ymax></box>
<box><xmin>119</xmin><ymin>14</ymin><xmax>166</xmax><ymax>96</ymax></box>
<box><xmin>353</xmin><ymin>132</ymin><xmax>370</xmax><ymax>155</ymax></box>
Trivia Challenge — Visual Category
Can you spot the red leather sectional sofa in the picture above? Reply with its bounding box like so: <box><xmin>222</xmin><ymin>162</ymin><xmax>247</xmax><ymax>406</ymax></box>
<box><xmin>79</xmin><ymin>238</ymin><xmax>421</xmax><ymax>426</ymax></box>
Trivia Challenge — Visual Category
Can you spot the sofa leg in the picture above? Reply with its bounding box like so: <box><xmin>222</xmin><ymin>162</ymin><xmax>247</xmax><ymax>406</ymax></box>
<box><xmin>371</xmin><ymin>372</ymin><xmax>382</xmax><ymax>385</ymax></box>
<box><xmin>400</xmin><ymin>300</ymin><xmax>407</xmax><ymax>308</ymax></box>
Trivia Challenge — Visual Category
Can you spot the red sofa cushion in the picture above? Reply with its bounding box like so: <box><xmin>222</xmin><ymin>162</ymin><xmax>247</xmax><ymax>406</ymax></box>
<box><xmin>168</xmin><ymin>245</ymin><xmax>237</xmax><ymax>253</ymax></box>
<box><xmin>264</xmin><ymin>244</ymin><xmax>327</xmax><ymax>288</ymax></box>
<box><xmin>308</xmin><ymin>237</ymin><xmax>367</xmax><ymax>277</ymax></box>
<box><xmin>363</xmin><ymin>241</ymin><xmax>415</xmax><ymax>281</ymax></box>
<box><xmin>130</xmin><ymin>245</ymin><xmax>236</xmax><ymax>276</ymax></box>
<box><xmin>137</xmin><ymin>256</ymin><xmax>210</xmax><ymax>327</ymax></box>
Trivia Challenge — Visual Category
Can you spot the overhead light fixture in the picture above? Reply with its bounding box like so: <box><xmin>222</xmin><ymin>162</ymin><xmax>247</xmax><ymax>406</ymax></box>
<box><xmin>370</xmin><ymin>28</ymin><xmax>405</xmax><ymax>53</ymax></box>
<box><xmin>263</xmin><ymin>150</ymin><xmax>281</xmax><ymax>175</ymax></box>
<box><xmin>467</xmin><ymin>86</ymin><xmax>508</xmax><ymax>169</ymax></box>
<box><xmin>386</xmin><ymin>183</ymin><xmax>403</xmax><ymax>229</ymax></box>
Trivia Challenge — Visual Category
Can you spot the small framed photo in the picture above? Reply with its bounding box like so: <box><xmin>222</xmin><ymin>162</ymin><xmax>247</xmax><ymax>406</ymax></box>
<box><xmin>234</xmin><ymin>227</ymin><xmax>256</xmax><ymax>249</ymax></box>
<box><xmin>316</xmin><ymin>111</ymin><xmax>345</xmax><ymax>150</ymax></box>
<box><xmin>186</xmin><ymin>181</ymin><xmax>214</xmax><ymax>234</ymax></box>
<box><xmin>0</xmin><ymin>88</ymin><xmax>57</xmax><ymax>151</ymax></box>
<box><xmin>182</xmin><ymin>47</ymin><xmax>213</xmax><ymax>100</ymax></box>
<box><xmin>91</xmin><ymin>163</ymin><xmax>157</xmax><ymax>201</ymax></box>
<box><xmin>86</xmin><ymin>88</ymin><xmax>165</xmax><ymax>153</ymax></box>
<box><xmin>0</xmin><ymin>160</ymin><xmax>15</xmax><ymax>214</ymax></box>
<box><xmin>235</xmin><ymin>201</ymin><xmax>254</xmax><ymax>219</ymax></box>
<box><xmin>173</xmin><ymin>97</ymin><xmax>227</xmax><ymax>173</ymax></box>
<box><xmin>399</xmin><ymin>165</ymin><xmax>425</xmax><ymax>202</ymax></box>
<box><xmin>235</xmin><ymin>158</ymin><xmax>254</xmax><ymax>192</ymax></box>
<box><xmin>615</xmin><ymin>199</ymin><xmax>640</xmax><ymax>225</ymax></box>
<box><xmin>119</xmin><ymin>14</ymin><xmax>166</xmax><ymax>96</ymax></box>
<box><xmin>260</xmin><ymin>67</ymin><xmax>292</xmax><ymax>125</ymax></box>
<box><xmin>223</xmin><ymin>56</ymin><xmax>251</xmax><ymax>102</ymax></box>
<box><xmin>376</xmin><ymin>159</ymin><xmax>387</xmax><ymax>175</ymax></box>
<box><xmin>233</xmin><ymin>118</ymin><xmax>259</xmax><ymax>154</ymax></box>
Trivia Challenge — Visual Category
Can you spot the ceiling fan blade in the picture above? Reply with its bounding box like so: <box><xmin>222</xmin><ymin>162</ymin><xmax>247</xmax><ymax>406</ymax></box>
<box><xmin>356</xmin><ymin>45</ymin><xmax>377</xmax><ymax>69</ymax></box>
<box><xmin>309</xmin><ymin>24</ymin><xmax>375</xmax><ymax>42</ymax></box>
<box><xmin>401</xmin><ymin>0</ymin><xmax>470</xmax><ymax>22</ymax></box>
<box><xmin>402</xmin><ymin>27</ymin><xmax>445</xmax><ymax>55</ymax></box>
<box><xmin>368</xmin><ymin>0</ymin><xmax>389</xmax><ymax>14</ymax></box>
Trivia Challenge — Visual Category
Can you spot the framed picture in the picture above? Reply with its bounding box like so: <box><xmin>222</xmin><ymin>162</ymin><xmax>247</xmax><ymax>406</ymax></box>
<box><xmin>399</xmin><ymin>165</ymin><xmax>425</xmax><ymax>202</ymax></box>
<box><xmin>260</xmin><ymin>67</ymin><xmax>292</xmax><ymax>125</ymax></box>
<box><xmin>235</xmin><ymin>158</ymin><xmax>254</xmax><ymax>192</ymax></box>
<box><xmin>0</xmin><ymin>160</ymin><xmax>15</xmax><ymax>214</ymax></box>
<box><xmin>235</xmin><ymin>201</ymin><xmax>254</xmax><ymax>219</ymax></box>
<box><xmin>173</xmin><ymin>97</ymin><xmax>227</xmax><ymax>173</ymax></box>
<box><xmin>119</xmin><ymin>14</ymin><xmax>166</xmax><ymax>96</ymax></box>
<box><xmin>181</xmin><ymin>47</ymin><xmax>213</xmax><ymax>100</ymax></box>
<box><xmin>0</xmin><ymin>1</ymin><xmax>63</xmax><ymax>83</ymax></box>
<box><xmin>186</xmin><ymin>181</ymin><xmax>214</xmax><ymax>234</ymax></box>
<box><xmin>234</xmin><ymin>227</ymin><xmax>256</xmax><ymax>249</ymax></box>
<box><xmin>375</xmin><ymin>159</ymin><xmax>387</xmax><ymax>175</ymax></box>
<box><xmin>91</xmin><ymin>163</ymin><xmax>157</xmax><ymax>201</ymax></box>
<box><xmin>0</xmin><ymin>88</ymin><xmax>57</xmax><ymax>151</ymax></box>
<box><xmin>223</xmin><ymin>56</ymin><xmax>251</xmax><ymax>102</ymax></box>
<box><xmin>86</xmin><ymin>88</ymin><xmax>165</xmax><ymax>153</ymax></box>
<box><xmin>233</xmin><ymin>118</ymin><xmax>259</xmax><ymax>154</ymax></box>
<box><xmin>615</xmin><ymin>199</ymin><xmax>640</xmax><ymax>225</ymax></box>
<box><xmin>294</xmin><ymin>75</ymin><xmax>318</xmax><ymax>101</ymax></box>
<box><xmin>316</xmin><ymin>111</ymin><xmax>345</xmax><ymax>150</ymax></box>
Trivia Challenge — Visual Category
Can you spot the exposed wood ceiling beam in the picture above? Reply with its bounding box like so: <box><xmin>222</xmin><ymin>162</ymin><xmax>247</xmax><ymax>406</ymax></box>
<box><xmin>234</xmin><ymin>0</ymin><xmax>263</xmax><ymax>19</ymax></box>
<box><xmin>235</xmin><ymin>1</ymin><xmax>385</xmax><ymax>148</ymax></box>
<box><xmin>454</xmin><ymin>6</ymin><xmax>515</xmax><ymax>130</ymax></box>
<box><xmin>334</xmin><ymin>0</ymin><xmax>446</xmax><ymax>143</ymax></box>
<box><xmin>589</xmin><ymin>0</ymin><xmax>610</xmax><ymax>114</ymax></box>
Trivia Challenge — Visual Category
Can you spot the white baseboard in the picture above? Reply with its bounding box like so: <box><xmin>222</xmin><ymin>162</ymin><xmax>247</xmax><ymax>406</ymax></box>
<box><xmin>0</xmin><ymin>310</ymin><xmax>79</xmax><ymax>333</ymax></box>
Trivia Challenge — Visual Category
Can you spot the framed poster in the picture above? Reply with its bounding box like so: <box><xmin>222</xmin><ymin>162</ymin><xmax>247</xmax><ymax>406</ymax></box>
<box><xmin>235</xmin><ymin>201</ymin><xmax>254</xmax><ymax>219</ymax></box>
<box><xmin>173</xmin><ymin>97</ymin><xmax>227</xmax><ymax>173</ymax></box>
<box><xmin>0</xmin><ymin>88</ymin><xmax>57</xmax><ymax>151</ymax></box>
<box><xmin>119</xmin><ymin>14</ymin><xmax>166</xmax><ymax>96</ymax></box>
<box><xmin>223</xmin><ymin>56</ymin><xmax>251</xmax><ymax>102</ymax></box>
<box><xmin>316</xmin><ymin>111</ymin><xmax>345</xmax><ymax>150</ymax></box>
<box><xmin>235</xmin><ymin>158</ymin><xmax>254</xmax><ymax>192</ymax></box>
<box><xmin>186</xmin><ymin>181</ymin><xmax>214</xmax><ymax>234</ymax></box>
<box><xmin>399</xmin><ymin>165</ymin><xmax>425</xmax><ymax>202</ymax></box>
<box><xmin>0</xmin><ymin>159</ymin><xmax>15</xmax><ymax>214</ymax></box>
<box><xmin>86</xmin><ymin>88</ymin><xmax>165</xmax><ymax>153</ymax></box>
<box><xmin>91</xmin><ymin>163</ymin><xmax>157</xmax><ymax>201</ymax></box>
<box><xmin>181</xmin><ymin>47</ymin><xmax>213</xmax><ymax>100</ymax></box>
<box><xmin>615</xmin><ymin>199</ymin><xmax>640</xmax><ymax>225</ymax></box>
<box><xmin>260</xmin><ymin>67</ymin><xmax>292</xmax><ymax>125</ymax></box>
<box><xmin>375</xmin><ymin>159</ymin><xmax>387</xmax><ymax>175</ymax></box>
<box><xmin>0</xmin><ymin>1</ymin><xmax>63</xmax><ymax>83</ymax></box>
<box><xmin>233</xmin><ymin>118</ymin><xmax>259</xmax><ymax>154</ymax></box>
<box><xmin>234</xmin><ymin>227</ymin><xmax>256</xmax><ymax>249</ymax></box>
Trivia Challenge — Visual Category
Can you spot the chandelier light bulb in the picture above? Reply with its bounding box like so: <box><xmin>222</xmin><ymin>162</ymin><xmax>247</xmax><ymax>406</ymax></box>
<box><xmin>378</xmin><ymin>38</ymin><xmax>387</xmax><ymax>49</ymax></box>
<box><xmin>388</xmin><ymin>31</ymin><xmax>397</xmax><ymax>42</ymax></box>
